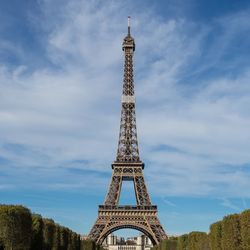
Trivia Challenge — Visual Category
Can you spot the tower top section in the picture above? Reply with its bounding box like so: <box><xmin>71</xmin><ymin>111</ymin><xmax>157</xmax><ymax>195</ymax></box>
<box><xmin>116</xmin><ymin>16</ymin><xmax>140</xmax><ymax>163</ymax></box>
<box><xmin>123</xmin><ymin>16</ymin><xmax>135</xmax><ymax>52</ymax></box>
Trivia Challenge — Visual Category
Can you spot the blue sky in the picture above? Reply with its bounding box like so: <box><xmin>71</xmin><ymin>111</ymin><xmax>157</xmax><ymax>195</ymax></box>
<box><xmin>1</xmin><ymin>0</ymin><xmax>250</xmax><ymax>237</ymax></box>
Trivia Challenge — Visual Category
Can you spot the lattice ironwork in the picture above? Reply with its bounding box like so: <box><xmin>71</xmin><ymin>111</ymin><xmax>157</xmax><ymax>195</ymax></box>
<box><xmin>104</xmin><ymin>165</ymin><xmax>151</xmax><ymax>206</ymax></box>
<box><xmin>89</xmin><ymin>206</ymin><xmax>166</xmax><ymax>245</ymax></box>
<box><xmin>88</xmin><ymin>17</ymin><xmax>167</xmax><ymax>245</ymax></box>
<box><xmin>104</xmin><ymin>176</ymin><xmax>122</xmax><ymax>205</ymax></box>
<box><xmin>115</xmin><ymin>19</ymin><xmax>140</xmax><ymax>163</ymax></box>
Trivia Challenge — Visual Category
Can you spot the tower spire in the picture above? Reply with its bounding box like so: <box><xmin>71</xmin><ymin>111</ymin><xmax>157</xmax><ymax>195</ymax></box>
<box><xmin>128</xmin><ymin>16</ymin><xmax>131</xmax><ymax>36</ymax></box>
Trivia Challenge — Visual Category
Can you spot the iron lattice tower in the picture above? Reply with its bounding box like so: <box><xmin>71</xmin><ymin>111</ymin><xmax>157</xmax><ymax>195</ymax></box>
<box><xmin>88</xmin><ymin>17</ymin><xmax>167</xmax><ymax>245</ymax></box>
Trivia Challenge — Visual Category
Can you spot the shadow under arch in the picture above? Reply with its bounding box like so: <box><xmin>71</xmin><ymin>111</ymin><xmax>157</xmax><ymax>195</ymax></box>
<box><xmin>99</xmin><ymin>224</ymin><xmax>157</xmax><ymax>246</ymax></box>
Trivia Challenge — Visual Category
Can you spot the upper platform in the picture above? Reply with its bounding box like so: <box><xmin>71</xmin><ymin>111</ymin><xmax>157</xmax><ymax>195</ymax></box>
<box><xmin>122</xmin><ymin>16</ymin><xmax>135</xmax><ymax>51</ymax></box>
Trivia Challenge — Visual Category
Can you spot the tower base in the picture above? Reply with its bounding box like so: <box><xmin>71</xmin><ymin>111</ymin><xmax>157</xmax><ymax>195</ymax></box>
<box><xmin>88</xmin><ymin>205</ymin><xmax>167</xmax><ymax>245</ymax></box>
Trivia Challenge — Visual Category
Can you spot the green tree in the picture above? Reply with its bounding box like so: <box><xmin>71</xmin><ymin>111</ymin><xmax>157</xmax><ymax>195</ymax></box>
<box><xmin>76</xmin><ymin>235</ymin><xmax>81</xmax><ymax>250</ymax></box>
<box><xmin>160</xmin><ymin>239</ymin><xmax>167</xmax><ymax>250</ymax></box>
<box><xmin>161</xmin><ymin>238</ymin><xmax>178</xmax><ymax>250</ymax></box>
<box><xmin>0</xmin><ymin>239</ymin><xmax>4</xmax><ymax>250</ymax></box>
<box><xmin>69</xmin><ymin>234</ymin><xmax>74</xmax><ymax>250</ymax></box>
<box><xmin>60</xmin><ymin>227</ymin><xmax>69</xmax><ymax>250</ymax></box>
<box><xmin>52</xmin><ymin>225</ymin><xmax>61</xmax><ymax>250</ymax></box>
<box><xmin>81</xmin><ymin>239</ymin><xmax>95</xmax><ymax>250</ymax></box>
<box><xmin>188</xmin><ymin>231</ymin><xmax>210</xmax><ymax>250</ymax></box>
<box><xmin>240</xmin><ymin>209</ymin><xmax>250</xmax><ymax>250</ymax></box>
<box><xmin>209</xmin><ymin>221</ymin><xmax>222</xmax><ymax>250</ymax></box>
<box><xmin>0</xmin><ymin>205</ymin><xmax>32</xmax><ymax>250</ymax></box>
<box><xmin>69</xmin><ymin>233</ymin><xmax>78</xmax><ymax>250</ymax></box>
<box><xmin>30</xmin><ymin>214</ymin><xmax>44</xmax><ymax>250</ymax></box>
<box><xmin>67</xmin><ymin>230</ymin><xmax>74</xmax><ymax>250</ymax></box>
<box><xmin>177</xmin><ymin>234</ymin><xmax>188</xmax><ymax>250</ymax></box>
<box><xmin>151</xmin><ymin>246</ymin><xmax>159</xmax><ymax>250</ymax></box>
<box><xmin>221</xmin><ymin>214</ymin><xmax>242</xmax><ymax>250</ymax></box>
<box><xmin>43</xmin><ymin>218</ymin><xmax>56</xmax><ymax>250</ymax></box>
<box><xmin>0</xmin><ymin>204</ymin><xmax>85</xmax><ymax>250</ymax></box>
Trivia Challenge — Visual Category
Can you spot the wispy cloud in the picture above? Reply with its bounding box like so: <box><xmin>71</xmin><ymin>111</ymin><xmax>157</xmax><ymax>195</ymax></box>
<box><xmin>0</xmin><ymin>0</ymin><xmax>250</xmax><ymax>200</ymax></box>
<box><xmin>219</xmin><ymin>198</ymin><xmax>242</xmax><ymax>212</ymax></box>
<box><xmin>162</xmin><ymin>197</ymin><xmax>177</xmax><ymax>207</ymax></box>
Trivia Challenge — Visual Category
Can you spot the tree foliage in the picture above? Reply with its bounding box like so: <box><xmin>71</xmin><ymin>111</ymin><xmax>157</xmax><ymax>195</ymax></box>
<box><xmin>162</xmin><ymin>238</ymin><xmax>178</xmax><ymax>250</ymax></box>
<box><xmin>0</xmin><ymin>205</ymin><xmax>32</xmax><ymax>250</ymax></box>
<box><xmin>52</xmin><ymin>224</ymin><xmax>61</xmax><ymax>250</ymax></box>
<box><xmin>209</xmin><ymin>221</ymin><xmax>222</xmax><ymax>250</ymax></box>
<box><xmin>0</xmin><ymin>204</ymin><xmax>84</xmax><ymax>250</ymax></box>
<box><xmin>240</xmin><ymin>209</ymin><xmax>250</xmax><ymax>250</ymax></box>
<box><xmin>81</xmin><ymin>239</ymin><xmax>96</xmax><ymax>250</ymax></box>
<box><xmin>152</xmin><ymin>209</ymin><xmax>250</xmax><ymax>250</ymax></box>
<box><xmin>30</xmin><ymin>214</ymin><xmax>44</xmax><ymax>250</ymax></box>
<box><xmin>188</xmin><ymin>231</ymin><xmax>210</xmax><ymax>250</ymax></box>
<box><xmin>43</xmin><ymin>218</ymin><xmax>56</xmax><ymax>250</ymax></box>
<box><xmin>221</xmin><ymin>214</ymin><xmax>242</xmax><ymax>250</ymax></box>
<box><xmin>60</xmin><ymin>226</ymin><xmax>69</xmax><ymax>250</ymax></box>
<box><xmin>1</xmin><ymin>204</ymin><xmax>250</xmax><ymax>250</ymax></box>
<box><xmin>0</xmin><ymin>239</ymin><xmax>4</xmax><ymax>250</ymax></box>
<box><xmin>177</xmin><ymin>234</ymin><xmax>188</xmax><ymax>250</ymax></box>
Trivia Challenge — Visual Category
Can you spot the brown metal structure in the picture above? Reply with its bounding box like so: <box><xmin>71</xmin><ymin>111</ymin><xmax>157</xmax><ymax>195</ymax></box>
<box><xmin>88</xmin><ymin>17</ymin><xmax>167</xmax><ymax>245</ymax></box>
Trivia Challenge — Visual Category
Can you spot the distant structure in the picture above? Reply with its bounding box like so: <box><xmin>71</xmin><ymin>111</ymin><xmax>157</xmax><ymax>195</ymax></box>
<box><xmin>88</xmin><ymin>17</ymin><xmax>167</xmax><ymax>245</ymax></box>
<box><xmin>102</xmin><ymin>234</ymin><xmax>153</xmax><ymax>250</ymax></box>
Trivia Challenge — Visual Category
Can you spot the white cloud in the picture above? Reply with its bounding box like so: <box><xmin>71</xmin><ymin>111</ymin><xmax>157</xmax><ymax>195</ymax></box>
<box><xmin>0</xmin><ymin>0</ymin><xmax>250</xmax><ymax>198</ymax></box>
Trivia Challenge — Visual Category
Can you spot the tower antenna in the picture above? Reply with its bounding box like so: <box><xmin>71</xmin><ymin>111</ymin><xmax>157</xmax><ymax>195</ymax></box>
<box><xmin>128</xmin><ymin>16</ymin><xmax>131</xmax><ymax>36</ymax></box>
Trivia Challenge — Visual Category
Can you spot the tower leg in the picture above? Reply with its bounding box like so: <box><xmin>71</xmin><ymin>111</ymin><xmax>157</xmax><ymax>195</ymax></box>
<box><xmin>134</xmin><ymin>175</ymin><xmax>151</xmax><ymax>206</ymax></box>
<box><xmin>104</xmin><ymin>176</ymin><xmax>122</xmax><ymax>205</ymax></box>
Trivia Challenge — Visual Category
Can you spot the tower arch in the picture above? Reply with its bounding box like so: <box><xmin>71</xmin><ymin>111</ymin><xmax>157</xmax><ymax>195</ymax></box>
<box><xmin>99</xmin><ymin>224</ymin><xmax>157</xmax><ymax>245</ymax></box>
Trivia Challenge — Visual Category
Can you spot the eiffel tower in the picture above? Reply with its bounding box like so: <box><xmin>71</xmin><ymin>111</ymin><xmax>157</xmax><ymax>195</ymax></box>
<box><xmin>88</xmin><ymin>17</ymin><xmax>167</xmax><ymax>245</ymax></box>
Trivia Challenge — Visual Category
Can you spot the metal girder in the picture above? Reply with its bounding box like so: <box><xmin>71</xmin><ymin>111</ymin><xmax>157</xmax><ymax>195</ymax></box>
<box><xmin>88</xmin><ymin>207</ymin><xmax>167</xmax><ymax>245</ymax></box>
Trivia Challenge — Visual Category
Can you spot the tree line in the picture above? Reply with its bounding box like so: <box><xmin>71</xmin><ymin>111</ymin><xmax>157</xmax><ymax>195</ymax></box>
<box><xmin>152</xmin><ymin>208</ymin><xmax>250</xmax><ymax>250</ymax></box>
<box><xmin>1</xmin><ymin>204</ymin><xmax>249</xmax><ymax>250</ymax></box>
<box><xmin>0</xmin><ymin>205</ymin><xmax>104</xmax><ymax>250</ymax></box>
